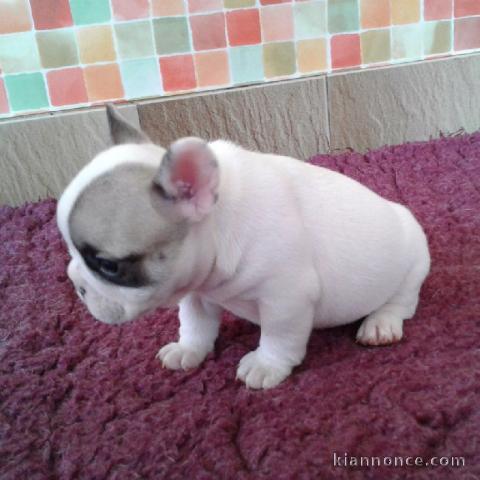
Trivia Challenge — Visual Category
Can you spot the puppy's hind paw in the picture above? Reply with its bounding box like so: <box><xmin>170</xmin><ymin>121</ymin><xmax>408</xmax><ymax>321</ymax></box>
<box><xmin>157</xmin><ymin>342</ymin><xmax>208</xmax><ymax>370</ymax></box>
<box><xmin>236</xmin><ymin>350</ymin><xmax>291</xmax><ymax>389</ymax></box>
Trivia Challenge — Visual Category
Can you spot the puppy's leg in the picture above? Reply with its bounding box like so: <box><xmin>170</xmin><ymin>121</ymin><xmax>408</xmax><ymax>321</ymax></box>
<box><xmin>237</xmin><ymin>301</ymin><xmax>313</xmax><ymax>389</ymax></box>
<box><xmin>357</xmin><ymin>251</ymin><xmax>430</xmax><ymax>346</ymax></box>
<box><xmin>158</xmin><ymin>294</ymin><xmax>221</xmax><ymax>370</ymax></box>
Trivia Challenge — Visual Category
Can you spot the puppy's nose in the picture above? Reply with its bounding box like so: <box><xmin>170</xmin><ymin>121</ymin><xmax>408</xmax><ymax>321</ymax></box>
<box><xmin>78</xmin><ymin>286</ymin><xmax>86</xmax><ymax>297</ymax></box>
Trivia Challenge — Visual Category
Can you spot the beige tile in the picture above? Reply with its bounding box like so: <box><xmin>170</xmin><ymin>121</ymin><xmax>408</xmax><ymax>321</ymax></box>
<box><xmin>328</xmin><ymin>55</ymin><xmax>480</xmax><ymax>152</ymax></box>
<box><xmin>423</xmin><ymin>21</ymin><xmax>451</xmax><ymax>56</ymax></box>
<box><xmin>0</xmin><ymin>105</ymin><xmax>139</xmax><ymax>206</ymax></box>
<box><xmin>77</xmin><ymin>25</ymin><xmax>116</xmax><ymax>64</ymax></box>
<box><xmin>297</xmin><ymin>39</ymin><xmax>328</xmax><ymax>73</ymax></box>
<box><xmin>361</xmin><ymin>29</ymin><xmax>391</xmax><ymax>64</ymax></box>
<box><xmin>138</xmin><ymin>77</ymin><xmax>330</xmax><ymax>161</ymax></box>
<box><xmin>391</xmin><ymin>0</ymin><xmax>420</xmax><ymax>24</ymax></box>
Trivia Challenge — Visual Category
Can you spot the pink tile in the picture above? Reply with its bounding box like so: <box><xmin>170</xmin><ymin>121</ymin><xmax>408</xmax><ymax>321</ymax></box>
<box><xmin>0</xmin><ymin>79</ymin><xmax>9</xmax><ymax>114</ymax></box>
<box><xmin>226</xmin><ymin>9</ymin><xmax>261</xmax><ymax>46</ymax></box>
<box><xmin>424</xmin><ymin>0</ymin><xmax>452</xmax><ymax>20</ymax></box>
<box><xmin>190</xmin><ymin>13</ymin><xmax>227</xmax><ymax>50</ymax></box>
<box><xmin>160</xmin><ymin>55</ymin><xmax>197</xmax><ymax>92</ymax></box>
<box><xmin>188</xmin><ymin>0</ymin><xmax>222</xmax><ymax>13</ymax></box>
<box><xmin>261</xmin><ymin>4</ymin><xmax>294</xmax><ymax>42</ymax></box>
<box><xmin>331</xmin><ymin>34</ymin><xmax>361</xmax><ymax>69</ymax></box>
<box><xmin>112</xmin><ymin>0</ymin><xmax>150</xmax><ymax>20</ymax></box>
<box><xmin>47</xmin><ymin>68</ymin><xmax>88</xmax><ymax>106</ymax></box>
<box><xmin>455</xmin><ymin>17</ymin><xmax>480</xmax><ymax>50</ymax></box>
<box><xmin>454</xmin><ymin>0</ymin><xmax>480</xmax><ymax>17</ymax></box>
<box><xmin>29</xmin><ymin>0</ymin><xmax>73</xmax><ymax>29</ymax></box>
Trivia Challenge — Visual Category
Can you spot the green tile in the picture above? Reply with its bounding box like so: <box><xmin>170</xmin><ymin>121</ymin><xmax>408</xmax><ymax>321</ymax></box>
<box><xmin>328</xmin><ymin>0</ymin><xmax>359</xmax><ymax>33</ymax></box>
<box><xmin>224</xmin><ymin>0</ymin><xmax>255</xmax><ymax>7</ymax></box>
<box><xmin>263</xmin><ymin>42</ymin><xmax>296</xmax><ymax>78</ymax></box>
<box><xmin>423</xmin><ymin>21</ymin><xmax>451</xmax><ymax>55</ymax></box>
<box><xmin>392</xmin><ymin>25</ymin><xmax>422</xmax><ymax>60</ymax></box>
<box><xmin>361</xmin><ymin>29</ymin><xmax>391</xmax><ymax>64</ymax></box>
<box><xmin>231</xmin><ymin>46</ymin><xmax>264</xmax><ymax>84</ymax></box>
<box><xmin>0</xmin><ymin>32</ymin><xmax>40</xmax><ymax>74</ymax></box>
<box><xmin>115</xmin><ymin>21</ymin><xmax>155</xmax><ymax>59</ymax></box>
<box><xmin>5</xmin><ymin>73</ymin><xmax>49</xmax><ymax>112</ymax></box>
<box><xmin>294</xmin><ymin>1</ymin><xmax>327</xmax><ymax>39</ymax></box>
<box><xmin>153</xmin><ymin>17</ymin><xmax>191</xmax><ymax>55</ymax></box>
<box><xmin>36</xmin><ymin>30</ymin><xmax>78</xmax><ymax>69</ymax></box>
<box><xmin>69</xmin><ymin>0</ymin><xmax>111</xmax><ymax>25</ymax></box>
<box><xmin>120</xmin><ymin>58</ymin><xmax>162</xmax><ymax>98</ymax></box>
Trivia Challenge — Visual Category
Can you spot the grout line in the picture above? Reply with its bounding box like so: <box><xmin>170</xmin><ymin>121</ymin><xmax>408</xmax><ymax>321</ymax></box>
<box><xmin>147</xmin><ymin>0</ymin><xmax>165</xmax><ymax>98</ymax></box>
<box><xmin>184</xmin><ymin>0</ymin><xmax>199</xmax><ymax>89</ymax></box>
<box><xmin>25</xmin><ymin>0</ymin><xmax>53</xmax><ymax>111</ymax></box>
<box><xmin>450</xmin><ymin>0</ymin><xmax>455</xmax><ymax>54</ymax></box>
<box><xmin>223</xmin><ymin>5</ymin><xmax>234</xmax><ymax>86</ymax></box>
<box><xmin>324</xmin><ymin>71</ymin><xmax>331</xmax><ymax>153</ymax></box>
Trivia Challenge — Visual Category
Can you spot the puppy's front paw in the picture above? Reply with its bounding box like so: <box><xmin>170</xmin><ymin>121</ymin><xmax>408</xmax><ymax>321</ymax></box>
<box><xmin>157</xmin><ymin>342</ymin><xmax>208</xmax><ymax>370</ymax></box>
<box><xmin>356</xmin><ymin>315</ymin><xmax>403</xmax><ymax>346</ymax></box>
<box><xmin>236</xmin><ymin>350</ymin><xmax>291</xmax><ymax>389</ymax></box>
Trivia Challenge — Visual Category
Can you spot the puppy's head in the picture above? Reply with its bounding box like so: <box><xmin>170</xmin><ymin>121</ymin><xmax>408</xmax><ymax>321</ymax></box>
<box><xmin>57</xmin><ymin>105</ymin><xmax>219</xmax><ymax>324</ymax></box>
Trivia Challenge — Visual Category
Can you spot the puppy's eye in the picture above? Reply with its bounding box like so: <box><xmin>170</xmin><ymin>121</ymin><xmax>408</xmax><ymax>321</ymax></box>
<box><xmin>98</xmin><ymin>258</ymin><xmax>119</xmax><ymax>276</ymax></box>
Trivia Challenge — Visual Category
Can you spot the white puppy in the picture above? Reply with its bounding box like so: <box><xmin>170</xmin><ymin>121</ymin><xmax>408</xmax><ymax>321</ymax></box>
<box><xmin>57</xmin><ymin>105</ymin><xmax>430</xmax><ymax>389</ymax></box>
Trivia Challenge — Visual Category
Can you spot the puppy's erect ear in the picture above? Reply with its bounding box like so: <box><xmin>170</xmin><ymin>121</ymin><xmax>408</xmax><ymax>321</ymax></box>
<box><xmin>151</xmin><ymin>137</ymin><xmax>219</xmax><ymax>222</ymax></box>
<box><xmin>106</xmin><ymin>103</ymin><xmax>150</xmax><ymax>145</ymax></box>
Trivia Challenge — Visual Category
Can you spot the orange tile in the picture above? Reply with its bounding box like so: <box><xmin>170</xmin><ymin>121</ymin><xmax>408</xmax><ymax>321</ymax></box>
<box><xmin>160</xmin><ymin>55</ymin><xmax>196</xmax><ymax>92</ymax></box>
<box><xmin>331</xmin><ymin>34</ymin><xmax>361</xmax><ymax>69</ymax></box>
<box><xmin>391</xmin><ymin>0</ymin><xmax>420</xmax><ymax>24</ymax></box>
<box><xmin>195</xmin><ymin>51</ymin><xmax>230</xmax><ymax>87</ymax></box>
<box><xmin>152</xmin><ymin>0</ymin><xmax>185</xmax><ymax>16</ymax></box>
<box><xmin>0</xmin><ymin>0</ymin><xmax>31</xmax><ymax>34</ymax></box>
<box><xmin>261</xmin><ymin>4</ymin><xmax>294</xmax><ymax>42</ymax></box>
<box><xmin>297</xmin><ymin>38</ymin><xmax>327</xmax><ymax>73</ymax></box>
<box><xmin>226</xmin><ymin>9</ymin><xmax>261</xmax><ymax>46</ymax></box>
<box><xmin>84</xmin><ymin>64</ymin><xmax>124</xmax><ymax>101</ymax></box>
<box><xmin>455</xmin><ymin>0</ymin><xmax>480</xmax><ymax>17</ymax></box>
<box><xmin>360</xmin><ymin>0</ymin><xmax>390</xmax><ymax>28</ymax></box>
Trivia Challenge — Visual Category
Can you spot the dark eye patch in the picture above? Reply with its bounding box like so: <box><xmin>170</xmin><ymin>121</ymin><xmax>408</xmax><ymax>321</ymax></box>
<box><xmin>78</xmin><ymin>244</ymin><xmax>148</xmax><ymax>288</ymax></box>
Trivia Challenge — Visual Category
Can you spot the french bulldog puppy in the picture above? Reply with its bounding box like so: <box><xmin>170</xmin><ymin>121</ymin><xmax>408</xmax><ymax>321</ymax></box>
<box><xmin>57</xmin><ymin>105</ymin><xmax>430</xmax><ymax>389</ymax></box>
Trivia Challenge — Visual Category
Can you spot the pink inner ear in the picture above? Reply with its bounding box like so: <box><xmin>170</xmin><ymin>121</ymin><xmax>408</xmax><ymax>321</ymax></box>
<box><xmin>171</xmin><ymin>152</ymin><xmax>199</xmax><ymax>197</ymax></box>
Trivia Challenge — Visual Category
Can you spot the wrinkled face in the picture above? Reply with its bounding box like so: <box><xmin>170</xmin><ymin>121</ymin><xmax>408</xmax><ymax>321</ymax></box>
<box><xmin>58</xmin><ymin>146</ymin><xmax>189</xmax><ymax>324</ymax></box>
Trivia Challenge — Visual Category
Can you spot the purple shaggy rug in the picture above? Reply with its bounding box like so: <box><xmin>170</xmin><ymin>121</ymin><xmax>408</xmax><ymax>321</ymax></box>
<box><xmin>1</xmin><ymin>133</ymin><xmax>479</xmax><ymax>480</ymax></box>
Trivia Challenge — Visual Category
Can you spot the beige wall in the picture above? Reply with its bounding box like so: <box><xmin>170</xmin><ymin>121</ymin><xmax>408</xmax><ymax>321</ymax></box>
<box><xmin>1</xmin><ymin>54</ymin><xmax>479</xmax><ymax>207</ymax></box>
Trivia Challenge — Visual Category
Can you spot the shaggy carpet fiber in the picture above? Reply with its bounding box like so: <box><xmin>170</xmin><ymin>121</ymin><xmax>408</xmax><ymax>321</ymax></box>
<box><xmin>1</xmin><ymin>133</ymin><xmax>479</xmax><ymax>480</ymax></box>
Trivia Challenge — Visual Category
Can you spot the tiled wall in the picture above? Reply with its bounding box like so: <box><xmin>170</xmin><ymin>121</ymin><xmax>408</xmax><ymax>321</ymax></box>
<box><xmin>0</xmin><ymin>0</ymin><xmax>479</xmax><ymax>118</ymax></box>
